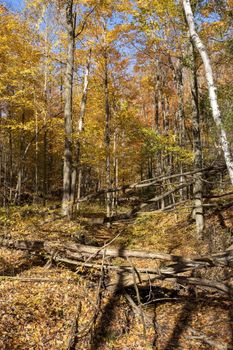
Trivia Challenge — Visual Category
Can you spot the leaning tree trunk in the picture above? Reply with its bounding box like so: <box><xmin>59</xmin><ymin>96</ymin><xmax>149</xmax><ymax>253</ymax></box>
<box><xmin>62</xmin><ymin>0</ymin><xmax>75</xmax><ymax>217</ymax></box>
<box><xmin>182</xmin><ymin>0</ymin><xmax>233</xmax><ymax>184</ymax></box>
<box><xmin>191</xmin><ymin>42</ymin><xmax>204</xmax><ymax>237</ymax></box>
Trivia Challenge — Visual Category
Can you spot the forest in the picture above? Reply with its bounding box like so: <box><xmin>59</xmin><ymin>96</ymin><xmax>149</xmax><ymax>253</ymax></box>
<box><xmin>0</xmin><ymin>0</ymin><xmax>233</xmax><ymax>349</ymax></box>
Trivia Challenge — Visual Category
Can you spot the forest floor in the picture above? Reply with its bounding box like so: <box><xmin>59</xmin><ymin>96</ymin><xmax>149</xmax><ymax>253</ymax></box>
<box><xmin>0</xmin><ymin>190</ymin><xmax>233</xmax><ymax>350</ymax></box>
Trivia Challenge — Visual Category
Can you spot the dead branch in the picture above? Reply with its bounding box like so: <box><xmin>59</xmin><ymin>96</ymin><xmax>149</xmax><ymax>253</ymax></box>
<box><xmin>127</xmin><ymin>257</ymin><xmax>146</xmax><ymax>338</ymax></box>
<box><xmin>77</xmin><ymin>251</ymin><xmax>106</xmax><ymax>340</ymax></box>
<box><xmin>53</xmin><ymin>256</ymin><xmax>233</xmax><ymax>296</ymax></box>
<box><xmin>108</xmin><ymin>273</ymin><xmax>233</xmax><ymax>296</ymax></box>
<box><xmin>203</xmin><ymin>191</ymin><xmax>233</xmax><ymax>199</ymax></box>
<box><xmin>77</xmin><ymin>166</ymin><xmax>216</xmax><ymax>203</ymax></box>
<box><xmin>0</xmin><ymin>276</ymin><xmax>77</xmax><ymax>283</ymax></box>
<box><xmin>53</xmin><ymin>256</ymin><xmax>206</xmax><ymax>275</ymax></box>
<box><xmin>1</xmin><ymin>238</ymin><xmax>232</xmax><ymax>296</ymax></box>
<box><xmin>76</xmin><ymin>164</ymin><xmax>227</xmax><ymax>205</ymax></box>
<box><xmin>185</xmin><ymin>328</ymin><xmax>233</xmax><ymax>350</ymax></box>
<box><xmin>77</xmin><ymin>231</ymin><xmax>122</xmax><ymax>268</ymax></box>
<box><xmin>137</xmin><ymin>183</ymin><xmax>193</xmax><ymax>211</ymax></box>
<box><xmin>66</xmin><ymin>302</ymin><xmax>82</xmax><ymax>350</ymax></box>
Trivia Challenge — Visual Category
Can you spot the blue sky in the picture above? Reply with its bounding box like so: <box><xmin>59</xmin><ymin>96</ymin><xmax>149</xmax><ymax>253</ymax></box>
<box><xmin>2</xmin><ymin>0</ymin><xmax>24</xmax><ymax>11</ymax></box>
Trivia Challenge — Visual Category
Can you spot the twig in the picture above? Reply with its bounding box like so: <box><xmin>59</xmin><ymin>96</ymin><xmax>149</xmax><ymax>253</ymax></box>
<box><xmin>66</xmin><ymin>301</ymin><xmax>82</xmax><ymax>350</ymax></box>
<box><xmin>203</xmin><ymin>191</ymin><xmax>233</xmax><ymax>199</ymax></box>
<box><xmin>124</xmin><ymin>291</ymin><xmax>152</xmax><ymax>323</ymax></box>
<box><xmin>127</xmin><ymin>257</ymin><xmax>147</xmax><ymax>338</ymax></box>
<box><xmin>77</xmin><ymin>250</ymin><xmax>106</xmax><ymax>339</ymax></box>
<box><xmin>0</xmin><ymin>276</ymin><xmax>77</xmax><ymax>283</ymax></box>
<box><xmin>185</xmin><ymin>328</ymin><xmax>233</xmax><ymax>350</ymax></box>
<box><xmin>75</xmin><ymin>5</ymin><xmax>97</xmax><ymax>38</ymax></box>
<box><xmin>76</xmin><ymin>231</ymin><xmax>122</xmax><ymax>272</ymax></box>
<box><xmin>55</xmin><ymin>256</ymin><xmax>210</xmax><ymax>276</ymax></box>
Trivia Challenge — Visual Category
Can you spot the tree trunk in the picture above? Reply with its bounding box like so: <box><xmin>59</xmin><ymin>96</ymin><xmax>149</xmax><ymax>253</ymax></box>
<box><xmin>154</xmin><ymin>59</ymin><xmax>160</xmax><ymax>131</ymax></box>
<box><xmin>34</xmin><ymin>97</ymin><xmax>39</xmax><ymax>203</ymax></box>
<box><xmin>62</xmin><ymin>0</ymin><xmax>75</xmax><ymax>217</ymax></box>
<box><xmin>162</xmin><ymin>94</ymin><xmax>169</xmax><ymax>135</ymax></box>
<box><xmin>43</xmin><ymin>21</ymin><xmax>49</xmax><ymax>207</ymax></box>
<box><xmin>71</xmin><ymin>48</ymin><xmax>92</xmax><ymax>213</ymax></box>
<box><xmin>14</xmin><ymin>111</ymin><xmax>25</xmax><ymax>205</ymax></box>
<box><xmin>191</xmin><ymin>42</ymin><xmax>204</xmax><ymax>237</ymax></box>
<box><xmin>8</xmin><ymin>129</ymin><xmax>13</xmax><ymax>202</ymax></box>
<box><xmin>104</xmin><ymin>41</ymin><xmax>112</xmax><ymax>227</ymax></box>
<box><xmin>183</xmin><ymin>0</ymin><xmax>233</xmax><ymax>184</ymax></box>
<box><xmin>112</xmin><ymin>129</ymin><xmax>118</xmax><ymax>215</ymax></box>
<box><xmin>174</xmin><ymin>60</ymin><xmax>186</xmax><ymax>199</ymax></box>
<box><xmin>175</xmin><ymin>61</ymin><xmax>185</xmax><ymax>147</ymax></box>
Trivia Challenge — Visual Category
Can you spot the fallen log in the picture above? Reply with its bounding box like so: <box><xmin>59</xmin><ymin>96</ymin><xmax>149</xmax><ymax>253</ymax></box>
<box><xmin>1</xmin><ymin>237</ymin><xmax>232</xmax><ymax>296</ymax></box>
<box><xmin>1</xmin><ymin>237</ymin><xmax>233</xmax><ymax>268</ymax></box>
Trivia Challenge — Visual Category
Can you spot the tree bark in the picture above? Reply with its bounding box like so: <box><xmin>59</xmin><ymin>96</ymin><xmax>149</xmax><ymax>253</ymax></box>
<box><xmin>112</xmin><ymin>129</ymin><xmax>118</xmax><ymax>215</ymax></box>
<box><xmin>191</xmin><ymin>42</ymin><xmax>204</xmax><ymax>237</ymax></box>
<box><xmin>71</xmin><ymin>48</ymin><xmax>92</xmax><ymax>213</ymax></box>
<box><xmin>43</xmin><ymin>18</ymin><xmax>49</xmax><ymax>207</ymax></box>
<box><xmin>173</xmin><ymin>59</ymin><xmax>186</xmax><ymax>199</ymax></box>
<box><xmin>14</xmin><ymin>111</ymin><xmax>25</xmax><ymax>205</ymax></box>
<box><xmin>182</xmin><ymin>0</ymin><xmax>233</xmax><ymax>184</ymax></box>
<box><xmin>103</xmin><ymin>25</ymin><xmax>112</xmax><ymax>227</ymax></box>
<box><xmin>154</xmin><ymin>59</ymin><xmax>160</xmax><ymax>131</ymax></box>
<box><xmin>8</xmin><ymin>129</ymin><xmax>13</xmax><ymax>202</ymax></box>
<box><xmin>62</xmin><ymin>0</ymin><xmax>75</xmax><ymax>217</ymax></box>
<box><xmin>34</xmin><ymin>95</ymin><xmax>39</xmax><ymax>203</ymax></box>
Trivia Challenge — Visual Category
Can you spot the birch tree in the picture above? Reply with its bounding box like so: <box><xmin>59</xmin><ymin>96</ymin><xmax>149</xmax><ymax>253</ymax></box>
<box><xmin>182</xmin><ymin>0</ymin><xmax>233</xmax><ymax>184</ymax></box>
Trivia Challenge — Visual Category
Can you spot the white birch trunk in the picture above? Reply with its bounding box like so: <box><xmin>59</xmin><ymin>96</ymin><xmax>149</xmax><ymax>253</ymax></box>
<box><xmin>182</xmin><ymin>0</ymin><xmax>233</xmax><ymax>184</ymax></box>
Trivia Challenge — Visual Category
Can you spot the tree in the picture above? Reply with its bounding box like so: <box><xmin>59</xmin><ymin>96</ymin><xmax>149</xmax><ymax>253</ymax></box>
<box><xmin>72</xmin><ymin>47</ymin><xmax>92</xmax><ymax>212</ymax></box>
<box><xmin>191</xmin><ymin>42</ymin><xmax>204</xmax><ymax>236</ymax></box>
<box><xmin>61</xmin><ymin>0</ymin><xmax>97</xmax><ymax>217</ymax></box>
<box><xmin>61</xmin><ymin>0</ymin><xmax>76</xmax><ymax>217</ymax></box>
<box><xmin>182</xmin><ymin>0</ymin><xmax>233</xmax><ymax>184</ymax></box>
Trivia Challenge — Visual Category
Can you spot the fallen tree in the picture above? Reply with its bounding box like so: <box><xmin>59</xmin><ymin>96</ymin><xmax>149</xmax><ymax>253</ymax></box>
<box><xmin>76</xmin><ymin>164</ymin><xmax>224</xmax><ymax>204</ymax></box>
<box><xmin>1</xmin><ymin>236</ymin><xmax>233</xmax><ymax>296</ymax></box>
<box><xmin>135</xmin><ymin>182</ymin><xmax>193</xmax><ymax>212</ymax></box>
<box><xmin>1</xmin><ymin>236</ymin><xmax>233</xmax><ymax>267</ymax></box>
